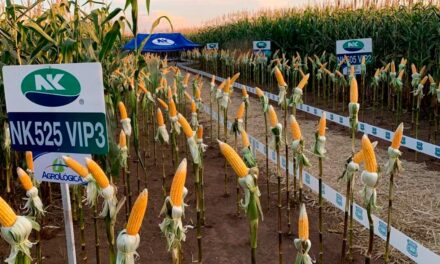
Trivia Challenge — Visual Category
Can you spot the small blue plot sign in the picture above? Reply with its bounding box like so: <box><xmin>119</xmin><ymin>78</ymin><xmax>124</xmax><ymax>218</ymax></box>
<box><xmin>253</xmin><ymin>41</ymin><xmax>271</xmax><ymax>57</ymax></box>
<box><xmin>3</xmin><ymin>63</ymin><xmax>108</xmax><ymax>154</ymax></box>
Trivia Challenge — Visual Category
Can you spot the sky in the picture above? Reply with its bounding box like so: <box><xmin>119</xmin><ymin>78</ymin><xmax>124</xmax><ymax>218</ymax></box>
<box><xmin>112</xmin><ymin>0</ymin><xmax>309</xmax><ymax>32</ymax></box>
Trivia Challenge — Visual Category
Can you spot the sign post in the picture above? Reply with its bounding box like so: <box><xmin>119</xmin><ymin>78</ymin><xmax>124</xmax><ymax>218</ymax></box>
<box><xmin>336</xmin><ymin>38</ymin><xmax>373</xmax><ymax>75</ymax></box>
<box><xmin>252</xmin><ymin>40</ymin><xmax>271</xmax><ymax>57</ymax></box>
<box><xmin>206</xmin><ymin>43</ymin><xmax>219</xmax><ymax>50</ymax></box>
<box><xmin>2</xmin><ymin>62</ymin><xmax>108</xmax><ymax>264</ymax></box>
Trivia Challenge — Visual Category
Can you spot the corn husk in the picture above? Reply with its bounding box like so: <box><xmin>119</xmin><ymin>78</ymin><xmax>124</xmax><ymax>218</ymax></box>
<box><xmin>116</xmin><ymin>231</ymin><xmax>140</xmax><ymax>264</ymax></box>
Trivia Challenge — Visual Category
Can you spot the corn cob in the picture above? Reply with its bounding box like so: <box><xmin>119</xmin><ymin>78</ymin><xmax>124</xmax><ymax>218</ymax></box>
<box><xmin>197</xmin><ymin>126</ymin><xmax>203</xmax><ymax>140</ymax></box>
<box><xmin>236</xmin><ymin>102</ymin><xmax>245</xmax><ymax>119</ymax></box>
<box><xmin>411</xmin><ymin>64</ymin><xmax>417</xmax><ymax>74</ymax></box>
<box><xmin>290</xmin><ymin>115</ymin><xmax>302</xmax><ymax>141</ymax></box>
<box><xmin>274</xmin><ymin>66</ymin><xmax>287</xmax><ymax>87</ymax></box>
<box><xmin>398</xmin><ymin>70</ymin><xmax>405</xmax><ymax>80</ymax></box>
<box><xmin>318</xmin><ymin>112</ymin><xmax>326</xmax><ymax>137</ymax></box>
<box><xmin>391</xmin><ymin>61</ymin><xmax>396</xmax><ymax>73</ymax></box>
<box><xmin>231</xmin><ymin>72</ymin><xmax>240</xmax><ymax>84</ymax></box>
<box><xmin>362</xmin><ymin>135</ymin><xmax>377</xmax><ymax>172</ymax></box>
<box><xmin>241</xmin><ymin>129</ymin><xmax>250</xmax><ymax>148</ymax></box>
<box><xmin>255</xmin><ymin>87</ymin><xmax>264</xmax><ymax>98</ymax></box>
<box><xmin>298</xmin><ymin>203</ymin><xmax>309</xmax><ymax>240</ymax></box>
<box><xmin>223</xmin><ymin>78</ymin><xmax>231</xmax><ymax>94</ymax></box>
<box><xmin>167</xmin><ymin>87</ymin><xmax>173</xmax><ymax>99</ymax></box>
<box><xmin>63</xmin><ymin>156</ymin><xmax>89</xmax><ymax>178</ymax></box>
<box><xmin>168</xmin><ymin>98</ymin><xmax>177</xmax><ymax>117</ymax></box>
<box><xmin>268</xmin><ymin>105</ymin><xmax>278</xmax><ymax>127</ymax></box>
<box><xmin>118</xmin><ymin>102</ymin><xmax>128</xmax><ymax>119</ymax></box>
<box><xmin>85</xmin><ymin>158</ymin><xmax>110</xmax><ymax>188</ymax></box>
<box><xmin>157</xmin><ymin>98</ymin><xmax>169</xmax><ymax>110</ymax></box>
<box><xmin>25</xmin><ymin>151</ymin><xmax>34</xmax><ymax>172</ymax></box>
<box><xmin>297</xmin><ymin>74</ymin><xmax>310</xmax><ymax>90</ymax></box>
<box><xmin>119</xmin><ymin>130</ymin><xmax>127</xmax><ymax>148</ymax></box>
<box><xmin>191</xmin><ymin>100</ymin><xmax>197</xmax><ymax>113</ymax></box>
<box><xmin>170</xmin><ymin>159</ymin><xmax>187</xmax><ymax>206</ymax></box>
<box><xmin>17</xmin><ymin>167</ymin><xmax>33</xmax><ymax>191</ymax></box>
<box><xmin>157</xmin><ymin>108</ymin><xmax>165</xmax><ymax>126</ymax></box>
<box><xmin>420</xmin><ymin>76</ymin><xmax>428</xmax><ymax>85</ymax></box>
<box><xmin>350</xmin><ymin>78</ymin><xmax>358</xmax><ymax>103</ymax></box>
<box><xmin>184</xmin><ymin>91</ymin><xmax>192</xmax><ymax>101</ymax></box>
<box><xmin>0</xmin><ymin>196</ymin><xmax>17</xmax><ymax>227</ymax></box>
<box><xmin>126</xmin><ymin>189</ymin><xmax>148</xmax><ymax>235</ymax></box>
<box><xmin>178</xmin><ymin>114</ymin><xmax>193</xmax><ymax>138</ymax></box>
<box><xmin>183</xmin><ymin>73</ymin><xmax>190</xmax><ymax>86</ymax></box>
<box><xmin>218</xmin><ymin>140</ymin><xmax>249</xmax><ymax>178</ymax></box>
<box><xmin>195</xmin><ymin>87</ymin><xmax>201</xmax><ymax>100</ymax></box>
<box><xmin>391</xmin><ymin>123</ymin><xmax>404</xmax><ymax>149</ymax></box>
<box><xmin>242</xmin><ymin>86</ymin><xmax>248</xmax><ymax>97</ymax></box>
<box><xmin>352</xmin><ymin>150</ymin><xmax>364</xmax><ymax>164</ymax></box>
<box><xmin>210</xmin><ymin>75</ymin><xmax>215</xmax><ymax>85</ymax></box>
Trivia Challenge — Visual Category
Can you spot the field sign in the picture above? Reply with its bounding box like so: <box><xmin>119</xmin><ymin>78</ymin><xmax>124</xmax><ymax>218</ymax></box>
<box><xmin>206</xmin><ymin>43</ymin><xmax>219</xmax><ymax>49</ymax></box>
<box><xmin>34</xmin><ymin>152</ymin><xmax>90</xmax><ymax>185</ymax></box>
<box><xmin>253</xmin><ymin>40</ymin><xmax>271</xmax><ymax>57</ymax></box>
<box><xmin>2</xmin><ymin>63</ymin><xmax>108</xmax><ymax>154</ymax></box>
<box><xmin>336</xmin><ymin>38</ymin><xmax>373</xmax><ymax>75</ymax></box>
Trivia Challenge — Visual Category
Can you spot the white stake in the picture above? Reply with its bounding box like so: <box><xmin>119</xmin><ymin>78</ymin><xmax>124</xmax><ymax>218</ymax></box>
<box><xmin>61</xmin><ymin>183</ymin><xmax>77</xmax><ymax>264</ymax></box>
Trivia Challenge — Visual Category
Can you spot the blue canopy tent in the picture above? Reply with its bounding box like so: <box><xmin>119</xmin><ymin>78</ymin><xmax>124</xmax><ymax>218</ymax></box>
<box><xmin>122</xmin><ymin>33</ymin><xmax>201</xmax><ymax>53</ymax></box>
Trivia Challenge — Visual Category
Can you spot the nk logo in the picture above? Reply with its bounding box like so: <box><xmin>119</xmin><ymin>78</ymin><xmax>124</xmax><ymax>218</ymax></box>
<box><xmin>21</xmin><ymin>68</ymin><xmax>81</xmax><ymax>107</ymax></box>
<box><xmin>343</xmin><ymin>40</ymin><xmax>364</xmax><ymax>52</ymax></box>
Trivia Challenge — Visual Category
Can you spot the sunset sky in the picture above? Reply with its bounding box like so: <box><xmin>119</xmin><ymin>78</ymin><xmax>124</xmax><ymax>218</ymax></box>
<box><xmin>112</xmin><ymin>0</ymin><xmax>310</xmax><ymax>32</ymax></box>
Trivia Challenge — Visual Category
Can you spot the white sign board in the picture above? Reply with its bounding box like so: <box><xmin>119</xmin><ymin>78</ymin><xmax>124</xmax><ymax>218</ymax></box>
<box><xmin>253</xmin><ymin>41</ymin><xmax>271</xmax><ymax>57</ymax></box>
<box><xmin>206</xmin><ymin>43</ymin><xmax>219</xmax><ymax>49</ymax></box>
<box><xmin>2</xmin><ymin>63</ymin><xmax>108</xmax><ymax>154</ymax></box>
<box><xmin>336</xmin><ymin>38</ymin><xmax>373</xmax><ymax>75</ymax></box>
<box><xmin>34</xmin><ymin>152</ymin><xmax>90</xmax><ymax>185</ymax></box>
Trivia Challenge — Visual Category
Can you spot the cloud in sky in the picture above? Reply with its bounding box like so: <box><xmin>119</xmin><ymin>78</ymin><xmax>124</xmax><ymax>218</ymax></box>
<box><xmin>113</xmin><ymin>0</ymin><xmax>307</xmax><ymax>32</ymax></box>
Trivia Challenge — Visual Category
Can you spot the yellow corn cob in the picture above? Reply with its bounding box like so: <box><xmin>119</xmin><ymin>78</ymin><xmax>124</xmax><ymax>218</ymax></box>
<box><xmin>255</xmin><ymin>87</ymin><xmax>264</xmax><ymax>98</ymax></box>
<box><xmin>350</xmin><ymin>78</ymin><xmax>358</xmax><ymax>103</ymax></box>
<box><xmin>398</xmin><ymin>70</ymin><xmax>405</xmax><ymax>80</ymax></box>
<box><xmin>119</xmin><ymin>130</ymin><xmax>126</xmax><ymax>148</ymax></box>
<box><xmin>197</xmin><ymin>125</ymin><xmax>203</xmax><ymax>140</ymax></box>
<box><xmin>391</xmin><ymin>123</ymin><xmax>404</xmax><ymax>149</ymax></box>
<box><xmin>168</xmin><ymin>98</ymin><xmax>177</xmax><ymax>117</ymax></box>
<box><xmin>429</xmin><ymin>75</ymin><xmax>435</xmax><ymax>84</ymax></box>
<box><xmin>241</xmin><ymin>86</ymin><xmax>248</xmax><ymax>97</ymax></box>
<box><xmin>274</xmin><ymin>66</ymin><xmax>287</xmax><ymax>87</ymax></box>
<box><xmin>184</xmin><ymin>91</ymin><xmax>192</xmax><ymax>101</ymax></box>
<box><xmin>241</xmin><ymin>129</ymin><xmax>250</xmax><ymax>148</ymax></box>
<box><xmin>157</xmin><ymin>108</ymin><xmax>165</xmax><ymax>126</ymax></box>
<box><xmin>236</xmin><ymin>102</ymin><xmax>245</xmax><ymax>119</ymax></box>
<box><xmin>411</xmin><ymin>64</ymin><xmax>417</xmax><ymax>74</ymax></box>
<box><xmin>17</xmin><ymin>167</ymin><xmax>33</xmax><ymax>191</ymax></box>
<box><xmin>420</xmin><ymin>66</ymin><xmax>426</xmax><ymax>76</ymax></box>
<box><xmin>218</xmin><ymin>140</ymin><xmax>248</xmax><ymax>178</ymax></box>
<box><xmin>85</xmin><ymin>158</ymin><xmax>110</xmax><ymax>188</ymax></box>
<box><xmin>420</xmin><ymin>76</ymin><xmax>428</xmax><ymax>85</ymax></box>
<box><xmin>195</xmin><ymin>87</ymin><xmax>201</xmax><ymax>100</ymax></box>
<box><xmin>183</xmin><ymin>73</ymin><xmax>190</xmax><ymax>86</ymax></box>
<box><xmin>400</xmin><ymin>57</ymin><xmax>406</xmax><ymax>65</ymax></box>
<box><xmin>211</xmin><ymin>75</ymin><xmax>215</xmax><ymax>85</ymax></box>
<box><xmin>138</xmin><ymin>83</ymin><xmax>148</xmax><ymax>94</ymax></box>
<box><xmin>268</xmin><ymin>105</ymin><xmax>278</xmax><ymax>127</ymax></box>
<box><xmin>230</xmin><ymin>72</ymin><xmax>240</xmax><ymax>83</ymax></box>
<box><xmin>223</xmin><ymin>78</ymin><xmax>231</xmax><ymax>94</ymax></box>
<box><xmin>391</xmin><ymin>61</ymin><xmax>396</xmax><ymax>73</ymax></box>
<box><xmin>352</xmin><ymin>150</ymin><xmax>364</xmax><ymax>164</ymax></box>
<box><xmin>0</xmin><ymin>196</ymin><xmax>17</xmax><ymax>227</ymax></box>
<box><xmin>290</xmin><ymin>115</ymin><xmax>302</xmax><ymax>140</ymax></box>
<box><xmin>218</xmin><ymin>80</ymin><xmax>227</xmax><ymax>91</ymax></box>
<box><xmin>126</xmin><ymin>189</ymin><xmax>148</xmax><ymax>235</ymax></box>
<box><xmin>118</xmin><ymin>102</ymin><xmax>128</xmax><ymax>119</ymax></box>
<box><xmin>374</xmin><ymin>68</ymin><xmax>380</xmax><ymax>77</ymax></box>
<box><xmin>162</xmin><ymin>78</ymin><xmax>168</xmax><ymax>89</ymax></box>
<box><xmin>318</xmin><ymin>112</ymin><xmax>326</xmax><ymax>137</ymax></box>
<box><xmin>191</xmin><ymin>100</ymin><xmax>197</xmax><ymax>113</ymax></box>
<box><xmin>298</xmin><ymin>203</ymin><xmax>309</xmax><ymax>240</ymax></box>
<box><xmin>63</xmin><ymin>156</ymin><xmax>89</xmax><ymax>178</ymax></box>
<box><xmin>157</xmin><ymin>98</ymin><xmax>168</xmax><ymax>110</ymax></box>
<box><xmin>362</xmin><ymin>135</ymin><xmax>377</xmax><ymax>173</ymax></box>
<box><xmin>297</xmin><ymin>73</ymin><xmax>310</xmax><ymax>90</ymax></box>
<box><xmin>26</xmin><ymin>151</ymin><xmax>34</xmax><ymax>172</ymax></box>
<box><xmin>384</xmin><ymin>63</ymin><xmax>390</xmax><ymax>72</ymax></box>
<box><xmin>178</xmin><ymin>114</ymin><xmax>193</xmax><ymax>138</ymax></box>
<box><xmin>170</xmin><ymin>159</ymin><xmax>187</xmax><ymax>206</ymax></box>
